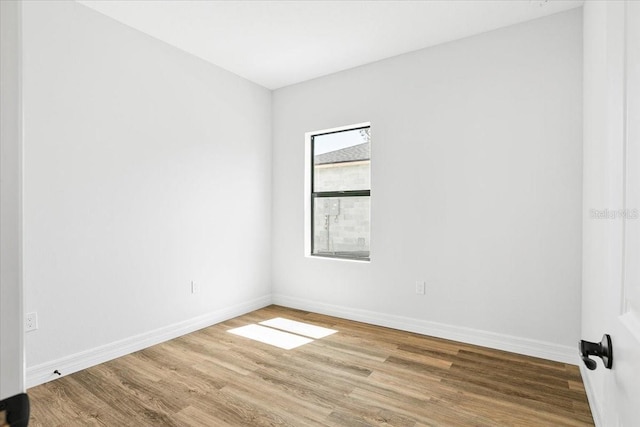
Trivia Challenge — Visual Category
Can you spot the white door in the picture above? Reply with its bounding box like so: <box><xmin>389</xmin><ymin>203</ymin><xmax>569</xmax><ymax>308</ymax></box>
<box><xmin>614</xmin><ymin>2</ymin><xmax>640</xmax><ymax>424</ymax></box>
<box><xmin>583</xmin><ymin>1</ymin><xmax>640</xmax><ymax>425</ymax></box>
<box><xmin>0</xmin><ymin>0</ymin><xmax>25</xmax><ymax>402</ymax></box>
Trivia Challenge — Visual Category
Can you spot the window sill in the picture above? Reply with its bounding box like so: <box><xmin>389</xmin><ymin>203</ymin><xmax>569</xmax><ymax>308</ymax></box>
<box><xmin>307</xmin><ymin>254</ymin><xmax>370</xmax><ymax>263</ymax></box>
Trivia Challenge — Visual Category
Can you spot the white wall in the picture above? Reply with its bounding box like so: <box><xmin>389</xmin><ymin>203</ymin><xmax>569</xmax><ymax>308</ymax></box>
<box><xmin>0</xmin><ymin>0</ymin><xmax>25</xmax><ymax>400</ymax></box>
<box><xmin>272</xmin><ymin>9</ymin><xmax>583</xmax><ymax>362</ymax></box>
<box><xmin>22</xmin><ymin>0</ymin><xmax>272</xmax><ymax>383</ymax></box>
<box><xmin>19</xmin><ymin>1</ymin><xmax>584</xmax><ymax>388</ymax></box>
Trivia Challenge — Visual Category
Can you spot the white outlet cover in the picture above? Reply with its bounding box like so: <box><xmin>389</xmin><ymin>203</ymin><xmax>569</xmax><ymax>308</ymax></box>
<box><xmin>25</xmin><ymin>312</ymin><xmax>38</xmax><ymax>332</ymax></box>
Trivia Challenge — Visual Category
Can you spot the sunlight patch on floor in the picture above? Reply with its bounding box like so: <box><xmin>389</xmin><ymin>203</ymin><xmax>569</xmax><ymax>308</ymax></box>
<box><xmin>259</xmin><ymin>317</ymin><xmax>337</xmax><ymax>339</ymax></box>
<box><xmin>227</xmin><ymin>318</ymin><xmax>337</xmax><ymax>349</ymax></box>
<box><xmin>227</xmin><ymin>324</ymin><xmax>313</xmax><ymax>350</ymax></box>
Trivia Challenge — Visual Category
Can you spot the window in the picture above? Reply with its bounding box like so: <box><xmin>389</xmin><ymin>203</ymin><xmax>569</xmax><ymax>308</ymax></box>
<box><xmin>307</xmin><ymin>124</ymin><xmax>371</xmax><ymax>261</ymax></box>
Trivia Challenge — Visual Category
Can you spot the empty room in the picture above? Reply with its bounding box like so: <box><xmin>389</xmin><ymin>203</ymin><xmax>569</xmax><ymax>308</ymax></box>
<box><xmin>1</xmin><ymin>0</ymin><xmax>638</xmax><ymax>426</ymax></box>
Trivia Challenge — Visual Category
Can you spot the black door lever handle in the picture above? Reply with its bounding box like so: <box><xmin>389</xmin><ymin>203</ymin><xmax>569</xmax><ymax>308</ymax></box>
<box><xmin>580</xmin><ymin>354</ymin><xmax>597</xmax><ymax>370</ymax></box>
<box><xmin>579</xmin><ymin>334</ymin><xmax>613</xmax><ymax>370</ymax></box>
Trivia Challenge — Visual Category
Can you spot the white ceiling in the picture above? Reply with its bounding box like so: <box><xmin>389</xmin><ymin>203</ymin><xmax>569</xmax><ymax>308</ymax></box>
<box><xmin>77</xmin><ymin>0</ymin><xmax>584</xmax><ymax>90</ymax></box>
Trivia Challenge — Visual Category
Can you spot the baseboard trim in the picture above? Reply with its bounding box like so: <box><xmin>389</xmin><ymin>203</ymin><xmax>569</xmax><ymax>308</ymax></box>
<box><xmin>579</xmin><ymin>365</ymin><xmax>603</xmax><ymax>426</ymax></box>
<box><xmin>26</xmin><ymin>293</ymin><xmax>579</xmax><ymax>389</ymax></box>
<box><xmin>272</xmin><ymin>294</ymin><xmax>577</xmax><ymax>364</ymax></box>
<box><xmin>26</xmin><ymin>295</ymin><xmax>272</xmax><ymax>389</ymax></box>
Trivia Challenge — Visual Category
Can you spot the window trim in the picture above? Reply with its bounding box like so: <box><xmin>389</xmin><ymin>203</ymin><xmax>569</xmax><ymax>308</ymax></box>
<box><xmin>304</xmin><ymin>122</ymin><xmax>371</xmax><ymax>262</ymax></box>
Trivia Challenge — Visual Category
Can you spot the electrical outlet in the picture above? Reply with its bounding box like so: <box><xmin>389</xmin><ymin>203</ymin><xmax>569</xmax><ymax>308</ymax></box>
<box><xmin>25</xmin><ymin>312</ymin><xmax>38</xmax><ymax>332</ymax></box>
<box><xmin>415</xmin><ymin>281</ymin><xmax>425</xmax><ymax>295</ymax></box>
<box><xmin>191</xmin><ymin>280</ymin><xmax>199</xmax><ymax>294</ymax></box>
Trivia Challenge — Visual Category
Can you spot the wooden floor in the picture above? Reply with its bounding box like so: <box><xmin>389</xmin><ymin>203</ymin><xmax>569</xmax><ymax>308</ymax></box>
<box><xmin>29</xmin><ymin>305</ymin><xmax>593</xmax><ymax>426</ymax></box>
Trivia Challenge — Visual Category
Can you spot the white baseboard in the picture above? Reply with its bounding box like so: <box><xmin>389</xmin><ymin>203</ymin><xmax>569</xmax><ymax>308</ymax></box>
<box><xmin>579</xmin><ymin>364</ymin><xmax>603</xmax><ymax>426</ymax></box>
<box><xmin>272</xmin><ymin>294</ymin><xmax>577</xmax><ymax>365</ymax></box>
<box><xmin>26</xmin><ymin>293</ymin><xmax>578</xmax><ymax>389</ymax></box>
<box><xmin>26</xmin><ymin>295</ymin><xmax>272</xmax><ymax>389</ymax></box>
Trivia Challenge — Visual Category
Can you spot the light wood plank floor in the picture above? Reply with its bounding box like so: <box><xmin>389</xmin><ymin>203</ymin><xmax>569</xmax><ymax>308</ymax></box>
<box><xmin>28</xmin><ymin>305</ymin><xmax>593</xmax><ymax>426</ymax></box>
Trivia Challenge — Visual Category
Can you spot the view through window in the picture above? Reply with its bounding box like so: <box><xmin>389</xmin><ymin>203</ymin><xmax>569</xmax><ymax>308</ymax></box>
<box><xmin>311</xmin><ymin>126</ymin><xmax>370</xmax><ymax>260</ymax></box>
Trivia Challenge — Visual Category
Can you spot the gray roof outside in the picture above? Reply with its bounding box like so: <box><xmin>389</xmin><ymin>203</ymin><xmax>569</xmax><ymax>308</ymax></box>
<box><xmin>314</xmin><ymin>142</ymin><xmax>370</xmax><ymax>165</ymax></box>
